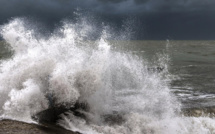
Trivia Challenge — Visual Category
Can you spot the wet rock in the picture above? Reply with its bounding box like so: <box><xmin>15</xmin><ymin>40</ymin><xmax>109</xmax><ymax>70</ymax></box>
<box><xmin>0</xmin><ymin>119</ymin><xmax>79</xmax><ymax>134</ymax></box>
<box><xmin>33</xmin><ymin>102</ymin><xmax>88</xmax><ymax>124</ymax></box>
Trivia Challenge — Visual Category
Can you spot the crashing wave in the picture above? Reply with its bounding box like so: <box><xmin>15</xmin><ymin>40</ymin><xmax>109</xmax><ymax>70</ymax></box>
<box><xmin>0</xmin><ymin>17</ymin><xmax>214</xmax><ymax>134</ymax></box>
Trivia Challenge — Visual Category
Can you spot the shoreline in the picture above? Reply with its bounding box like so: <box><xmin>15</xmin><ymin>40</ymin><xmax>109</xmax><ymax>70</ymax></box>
<box><xmin>0</xmin><ymin>119</ymin><xmax>78</xmax><ymax>134</ymax></box>
<box><xmin>1</xmin><ymin>107</ymin><xmax>215</xmax><ymax>134</ymax></box>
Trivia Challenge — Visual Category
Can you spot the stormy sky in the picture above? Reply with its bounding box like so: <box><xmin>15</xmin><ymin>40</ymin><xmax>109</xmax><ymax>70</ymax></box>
<box><xmin>0</xmin><ymin>0</ymin><xmax>215</xmax><ymax>40</ymax></box>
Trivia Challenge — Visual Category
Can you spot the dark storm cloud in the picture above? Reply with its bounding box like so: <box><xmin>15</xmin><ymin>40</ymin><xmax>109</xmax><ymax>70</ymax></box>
<box><xmin>1</xmin><ymin>0</ymin><xmax>215</xmax><ymax>18</ymax></box>
<box><xmin>0</xmin><ymin>0</ymin><xmax>215</xmax><ymax>40</ymax></box>
<box><xmin>97</xmin><ymin>0</ymin><xmax>127</xmax><ymax>3</ymax></box>
<box><xmin>93</xmin><ymin>0</ymin><xmax>215</xmax><ymax>13</ymax></box>
<box><xmin>137</xmin><ymin>0</ymin><xmax>215</xmax><ymax>12</ymax></box>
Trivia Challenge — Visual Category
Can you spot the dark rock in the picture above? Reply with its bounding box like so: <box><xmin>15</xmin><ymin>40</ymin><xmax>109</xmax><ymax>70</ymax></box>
<box><xmin>0</xmin><ymin>119</ymin><xmax>79</xmax><ymax>134</ymax></box>
<box><xmin>33</xmin><ymin>102</ymin><xmax>88</xmax><ymax>124</ymax></box>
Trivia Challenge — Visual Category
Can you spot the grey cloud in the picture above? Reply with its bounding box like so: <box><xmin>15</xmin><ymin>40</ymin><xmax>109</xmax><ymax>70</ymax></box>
<box><xmin>0</xmin><ymin>0</ymin><xmax>215</xmax><ymax>18</ymax></box>
<box><xmin>97</xmin><ymin>0</ymin><xmax>128</xmax><ymax>3</ymax></box>
<box><xmin>134</xmin><ymin>0</ymin><xmax>149</xmax><ymax>4</ymax></box>
<box><xmin>135</xmin><ymin>0</ymin><xmax>215</xmax><ymax>12</ymax></box>
<box><xmin>0</xmin><ymin>0</ymin><xmax>215</xmax><ymax>40</ymax></box>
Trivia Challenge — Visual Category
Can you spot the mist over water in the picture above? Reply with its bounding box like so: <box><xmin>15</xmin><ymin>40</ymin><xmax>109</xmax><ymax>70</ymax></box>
<box><xmin>0</xmin><ymin>16</ymin><xmax>215</xmax><ymax>134</ymax></box>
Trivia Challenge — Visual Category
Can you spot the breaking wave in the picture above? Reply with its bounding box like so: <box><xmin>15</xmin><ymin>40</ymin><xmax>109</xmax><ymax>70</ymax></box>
<box><xmin>0</xmin><ymin>16</ymin><xmax>215</xmax><ymax>134</ymax></box>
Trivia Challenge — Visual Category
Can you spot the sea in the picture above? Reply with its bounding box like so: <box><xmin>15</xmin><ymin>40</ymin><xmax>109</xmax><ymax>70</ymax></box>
<box><xmin>0</xmin><ymin>18</ymin><xmax>215</xmax><ymax>134</ymax></box>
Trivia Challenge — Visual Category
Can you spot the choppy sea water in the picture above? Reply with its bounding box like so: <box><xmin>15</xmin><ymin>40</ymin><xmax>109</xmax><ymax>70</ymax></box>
<box><xmin>113</xmin><ymin>40</ymin><xmax>215</xmax><ymax>109</ymax></box>
<box><xmin>0</xmin><ymin>18</ymin><xmax>215</xmax><ymax>134</ymax></box>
